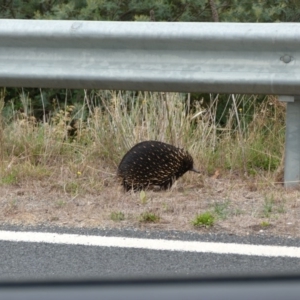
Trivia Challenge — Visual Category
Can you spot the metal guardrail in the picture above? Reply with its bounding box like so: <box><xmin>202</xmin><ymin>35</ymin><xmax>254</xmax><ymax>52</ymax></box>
<box><xmin>1</xmin><ymin>19</ymin><xmax>300</xmax><ymax>93</ymax></box>
<box><xmin>0</xmin><ymin>19</ymin><xmax>300</xmax><ymax>186</ymax></box>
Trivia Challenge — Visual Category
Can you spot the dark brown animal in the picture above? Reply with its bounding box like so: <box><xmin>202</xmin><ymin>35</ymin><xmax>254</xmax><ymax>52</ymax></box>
<box><xmin>117</xmin><ymin>140</ymin><xmax>199</xmax><ymax>191</ymax></box>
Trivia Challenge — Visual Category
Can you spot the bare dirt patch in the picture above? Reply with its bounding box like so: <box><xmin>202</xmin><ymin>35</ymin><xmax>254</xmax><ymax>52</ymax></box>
<box><xmin>0</xmin><ymin>172</ymin><xmax>299</xmax><ymax>238</ymax></box>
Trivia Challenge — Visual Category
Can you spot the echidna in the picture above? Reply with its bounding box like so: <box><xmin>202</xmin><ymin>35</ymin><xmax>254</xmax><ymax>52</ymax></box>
<box><xmin>117</xmin><ymin>140</ymin><xmax>199</xmax><ymax>191</ymax></box>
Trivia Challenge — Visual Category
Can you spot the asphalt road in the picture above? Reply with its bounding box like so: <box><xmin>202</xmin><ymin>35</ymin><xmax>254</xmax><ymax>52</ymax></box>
<box><xmin>0</xmin><ymin>225</ymin><xmax>300</xmax><ymax>281</ymax></box>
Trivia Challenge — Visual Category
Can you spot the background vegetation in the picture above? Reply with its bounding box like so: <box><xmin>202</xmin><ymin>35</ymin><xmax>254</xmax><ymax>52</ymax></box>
<box><xmin>1</xmin><ymin>0</ymin><xmax>300</xmax><ymax>22</ymax></box>
<box><xmin>0</xmin><ymin>0</ymin><xmax>293</xmax><ymax>186</ymax></box>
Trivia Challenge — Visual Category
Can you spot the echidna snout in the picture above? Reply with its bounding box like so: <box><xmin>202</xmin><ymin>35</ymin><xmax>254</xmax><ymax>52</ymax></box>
<box><xmin>191</xmin><ymin>167</ymin><xmax>200</xmax><ymax>173</ymax></box>
<box><xmin>117</xmin><ymin>140</ymin><xmax>199</xmax><ymax>191</ymax></box>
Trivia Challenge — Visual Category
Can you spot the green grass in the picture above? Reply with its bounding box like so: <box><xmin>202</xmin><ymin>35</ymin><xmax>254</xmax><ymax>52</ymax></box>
<box><xmin>260</xmin><ymin>221</ymin><xmax>270</xmax><ymax>227</ymax></box>
<box><xmin>110</xmin><ymin>211</ymin><xmax>125</xmax><ymax>222</ymax></box>
<box><xmin>139</xmin><ymin>212</ymin><xmax>160</xmax><ymax>223</ymax></box>
<box><xmin>212</xmin><ymin>200</ymin><xmax>231</xmax><ymax>220</ymax></box>
<box><xmin>192</xmin><ymin>212</ymin><xmax>215</xmax><ymax>227</ymax></box>
<box><xmin>64</xmin><ymin>182</ymin><xmax>79</xmax><ymax>195</ymax></box>
<box><xmin>263</xmin><ymin>195</ymin><xmax>275</xmax><ymax>218</ymax></box>
<box><xmin>261</xmin><ymin>194</ymin><xmax>286</xmax><ymax>217</ymax></box>
<box><xmin>1</xmin><ymin>172</ymin><xmax>18</xmax><ymax>185</ymax></box>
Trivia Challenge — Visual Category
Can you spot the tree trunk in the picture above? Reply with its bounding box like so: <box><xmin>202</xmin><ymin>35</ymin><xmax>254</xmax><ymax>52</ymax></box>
<box><xmin>150</xmin><ymin>10</ymin><xmax>155</xmax><ymax>21</ymax></box>
<box><xmin>209</xmin><ymin>0</ymin><xmax>219</xmax><ymax>22</ymax></box>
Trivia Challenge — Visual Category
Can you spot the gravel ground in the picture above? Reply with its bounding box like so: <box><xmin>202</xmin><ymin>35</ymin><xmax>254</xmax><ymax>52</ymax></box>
<box><xmin>0</xmin><ymin>174</ymin><xmax>299</xmax><ymax>238</ymax></box>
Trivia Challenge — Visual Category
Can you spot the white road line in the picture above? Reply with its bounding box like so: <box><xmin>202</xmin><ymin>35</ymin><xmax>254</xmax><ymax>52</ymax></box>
<box><xmin>0</xmin><ymin>230</ymin><xmax>299</xmax><ymax>258</ymax></box>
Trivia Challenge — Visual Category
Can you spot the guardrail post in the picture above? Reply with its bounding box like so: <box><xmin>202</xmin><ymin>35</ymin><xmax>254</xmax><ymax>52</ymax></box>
<box><xmin>279</xmin><ymin>96</ymin><xmax>300</xmax><ymax>188</ymax></box>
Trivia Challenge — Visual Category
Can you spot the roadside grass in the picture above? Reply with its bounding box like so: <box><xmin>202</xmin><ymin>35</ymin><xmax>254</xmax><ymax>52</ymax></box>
<box><xmin>261</xmin><ymin>193</ymin><xmax>287</xmax><ymax>218</ymax></box>
<box><xmin>192</xmin><ymin>211</ymin><xmax>215</xmax><ymax>228</ymax></box>
<box><xmin>192</xmin><ymin>199</ymin><xmax>243</xmax><ymax>228</ymax></box>
<box><xmin>0</xmin><ymin>89</ymin><xmax>293</xmax><ymax>235</ymax></box>
<box><xmin>212</xmin><ymin>200</ymin><xmax>231</xmax><ymax>220</ymax></box>
<box><xmin>0</xmin><ymin>91</ymin><xmax>285</xmax><ymax>186</ymax></box>
<box><xmin>139</xmin><ymin>212</ymin><xmax>160</xmax><ymax>223</ymax></box>
<box><xmin>110</xmin><ymin>211</ymin><xmax>125</xmax><ymax>222</ymax></box>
